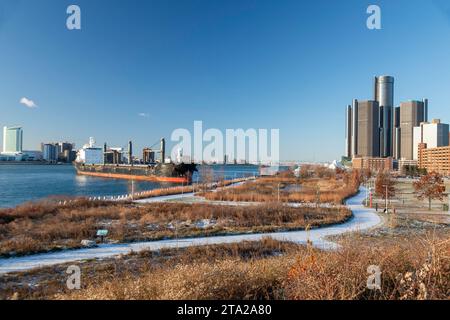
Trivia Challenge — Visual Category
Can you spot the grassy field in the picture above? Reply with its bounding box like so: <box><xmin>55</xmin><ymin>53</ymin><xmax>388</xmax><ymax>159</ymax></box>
<box><xmin>199</xmin><ymin>169</ymin><xmax>360</xmax><ymax>204</ymax></box>
<box><xmin>371</xmin><ymin>179</ymin><xmax>450</xmax><ymax>225</ymax></box>
<box><xmin>1</xmin><ymin>172</ymin><xmax>448</xmax><ymax>300</ymax></box>
<box><xmin>0</xmin><ymin>199</ymin><xmax>351</xmax><ymax>257</ymax></box>
<box><xmin>130</xmin><ymin>177</ymin><xmax>251</xmax><ymax>200</ymax></box>
<box><xmin>1</xmin><ymin>232</ymin><xmax>447</xmax><ymax>300</ymax></box>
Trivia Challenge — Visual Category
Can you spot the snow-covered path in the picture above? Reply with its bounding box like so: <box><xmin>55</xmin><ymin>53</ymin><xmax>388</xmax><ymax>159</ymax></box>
<box><xmin>0</xmin><ymin>187</ymin><xmax>381</xmax><ymax>275</ymax></box>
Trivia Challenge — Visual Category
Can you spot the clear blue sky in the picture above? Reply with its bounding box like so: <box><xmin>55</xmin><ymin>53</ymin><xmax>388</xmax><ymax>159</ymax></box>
<box><xmin>1</xmin><ymin>0</ymin><xmax>450</xmax><ymax>161</ymax></box>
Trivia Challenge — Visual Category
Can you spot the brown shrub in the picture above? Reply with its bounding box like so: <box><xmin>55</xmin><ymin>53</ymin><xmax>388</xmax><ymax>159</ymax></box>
<box><xmin>0</xmin><ymin>200</ymin><xmax>350</xmax><ymax>257</ymax></box>
<box><xmin>201</xmin><ymin>175</ymin><xmax>359</xmax><ymax>204</ymax></box>
<box><xmin>55</xmin><ymin>233</ymin><xmax>449</xmax><ymax>300</ymax></box>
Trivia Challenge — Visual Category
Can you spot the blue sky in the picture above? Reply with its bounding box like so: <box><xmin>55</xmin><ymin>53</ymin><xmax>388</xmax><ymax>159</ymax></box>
<box><xmin>1</xmin><ymin>0</ymin><xmax>450</xmax><ymax>161</ymax></box>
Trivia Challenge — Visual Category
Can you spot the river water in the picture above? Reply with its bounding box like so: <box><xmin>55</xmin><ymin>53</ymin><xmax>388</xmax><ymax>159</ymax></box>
<box><xmin>0</xmin><ymin>164</ymin><xmax>260</xmax><ymax>208</ymax></box>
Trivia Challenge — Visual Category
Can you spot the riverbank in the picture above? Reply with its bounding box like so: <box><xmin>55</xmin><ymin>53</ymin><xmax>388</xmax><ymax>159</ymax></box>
<box><xmin>0</xmin><ymin>164</ymin><xmax>260</xmax><ymax>208</ymax></box>
<box><xmin>2</xmin><ymin>188</ymin><xmax>449</xmax><ymax>300</ymax></box>
<box><xmin>0</xmin><ymin>198</ymin><xmax>351</xmax><ymax>258</ymax></box>
<box><xmin>0</xmin><ymin>162</ymin><xmax>67</xmax><ymax>165</ymax></box>
<box><xmin>0</xmin><ymin>186</ymin><xmax>380</xmax><ymax>274</ymax></box>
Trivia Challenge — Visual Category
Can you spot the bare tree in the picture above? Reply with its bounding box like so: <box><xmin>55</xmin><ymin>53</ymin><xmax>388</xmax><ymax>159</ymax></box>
<box><xmin>413</xmin><ymin>172</ymin><xmax>446</xmax><ymax>211</ymax></box>
<box><xmin>375</xmin><ymin>172</ymin><xmax>396</xmax><ymax>200</ymax></box>
<box><xmin>375</xmin><ymin>172</ymin><xmax>396</xmax><ymax>213</ymax></box>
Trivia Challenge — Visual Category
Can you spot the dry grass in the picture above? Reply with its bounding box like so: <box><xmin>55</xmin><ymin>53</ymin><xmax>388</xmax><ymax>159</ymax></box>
<box><xmin>54</xmin><ymin>232</ymin><xmax>449</xmax><ymax>300</ymax></box>
<box><xmin>130</xmin><ymin>177</ymin><xmax>250</xmax><ymax>200</ymax></box>
<box><xmin>0</xmin><ymin>239</ymin><xmax>298</xmax><ymax>300</ymax></box>
<box><xmin>285</xmin><ymin>234</ymin><xmax>449</xmax><ymax>300</ymax></box>
<box><xmin>0</xmin><ymin>200</ymin><xmax>350</xmax><ymax>257</ymax></box>
<box><xmin>200</xmin><ymin>172</ymin><xmax>360</xmax><ymax>204</ymax></box>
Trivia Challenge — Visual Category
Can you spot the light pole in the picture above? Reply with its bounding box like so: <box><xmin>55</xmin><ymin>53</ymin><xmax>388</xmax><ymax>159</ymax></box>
<box><xmin>385</xmin><ymin>184</ymin><xmax>388</xmax><ymax>213</ymax></box>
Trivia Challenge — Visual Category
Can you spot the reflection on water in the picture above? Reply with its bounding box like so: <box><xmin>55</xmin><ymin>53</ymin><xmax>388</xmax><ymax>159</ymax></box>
<box><xmin>0</xmin><ymin>164</ymin><xmax>261</xmax><ymax>208</ymax></box>
<box><xmin>75</xmin><ymin>174</ymin><xmax>89</xmax><ymax>187</ymax></box>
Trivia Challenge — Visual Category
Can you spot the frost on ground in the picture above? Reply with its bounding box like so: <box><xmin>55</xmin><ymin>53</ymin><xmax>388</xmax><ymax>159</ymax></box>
<box><xmin>0</xmin><ymin>188</ymin><xmax>381</xmax><ymax>275</ymax></box>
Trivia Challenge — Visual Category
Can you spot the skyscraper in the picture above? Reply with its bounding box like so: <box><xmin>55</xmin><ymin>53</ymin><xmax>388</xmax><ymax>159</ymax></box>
<box><xmin>345</xmin><ymin>104</ymin><xmax>352</xmax><ymax>158</ymax></box>
<box><xmin>345</xmin><ymin>76</ymin><xmax>432</xmax><ymax>163</ymax></box>
<box><xmin>346</xmin><ymin>99</ymin><xmax>380</xmax><ymax>158</ymax></box>
<box><xmin>351</xmin><ymin>99</ymin><xmax>359</xmax><ymax>157</ymax></box>
<box><xmin>42</xmin><ymin>143</ymin><xmax>59</xmax><ymax>162</ymax></box>
<box><xmin>2</xmin><ymin>126</ymin><xmax>23</xmax><ymax>154</ymax></box>
<box><xmin>392</xmin><ymin>106</ymin><xmax>401</xmax><ymax>159</ymax></box>
<box><xmin>356</xmin><ymin>101</ymin><xmax>380</xmax><ymax>157</ymax></box>
<box><xmin>399</xmin><ymin>100</ymin><xmax>426</xmax><ymax>160</ymax></box>
<box><xmin>374</xmin><ymin>76</ymin><xmax>394</xmax><ymax>157</ymax></box>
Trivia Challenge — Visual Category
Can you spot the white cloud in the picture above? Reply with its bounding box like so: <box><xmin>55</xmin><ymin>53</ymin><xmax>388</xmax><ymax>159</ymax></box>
<box><xmin>138</xmin><ymin>112</ymin><xmax>150</xmax><ymax>118</ymax></box>
<box><xmin>20</xmin><ymin>97</ymin><xmax>38</xmax><ymax>108</ymax></box>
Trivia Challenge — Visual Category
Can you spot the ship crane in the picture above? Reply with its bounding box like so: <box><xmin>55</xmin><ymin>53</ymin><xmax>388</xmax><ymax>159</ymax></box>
<box><xmin>145</xmin><ymin>138</ymin><xmax>166</xmax><ymax>164</ymax></box>
<box><xmin>75</xmin><ymin>137</ymin><xmax>196</xmax><ymax>184</ymax></box>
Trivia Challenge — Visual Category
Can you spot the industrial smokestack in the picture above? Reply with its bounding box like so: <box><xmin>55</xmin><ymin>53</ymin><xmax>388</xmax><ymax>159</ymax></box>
<box><xmin>128</xmin><ymin>141</ymin><xmax>133</xmax><ymax>165</ymax></box>
<box><xmin>160</xmin><ymin>138</ymin><xmax>166</xmax><ymax>164</ymax></box>
<box><xmin>103</xmin><ymin>143</ymin><xmax>107</xmax><ymax>165</ymax></box>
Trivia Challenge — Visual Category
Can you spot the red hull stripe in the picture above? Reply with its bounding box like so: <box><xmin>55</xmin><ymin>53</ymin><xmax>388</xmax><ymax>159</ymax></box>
<box><xmin>76</xmin><ymin>170</ymin><xmax>190</xmax><ymax>183</ymax></box>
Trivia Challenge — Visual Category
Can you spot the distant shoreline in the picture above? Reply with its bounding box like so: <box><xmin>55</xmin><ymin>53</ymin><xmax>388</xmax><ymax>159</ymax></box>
<box><xmin>0</xmin><ymin>162</ymin><xmax>260</xmax><ymax>166</ymax></box>
<box><xmin>0</xmin><ymin>162</ymin><xmax>71</xmax><ymax>166</ymax></box>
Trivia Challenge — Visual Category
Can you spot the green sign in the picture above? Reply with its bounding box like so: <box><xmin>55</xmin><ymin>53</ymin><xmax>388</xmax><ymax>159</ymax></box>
<box><xmin>96</xmin><ymin>230</ymin><xmax>108</xmax><ymax>237</ymax></box>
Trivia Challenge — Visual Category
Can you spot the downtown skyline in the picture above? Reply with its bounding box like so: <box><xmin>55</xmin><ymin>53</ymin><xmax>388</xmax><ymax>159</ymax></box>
<box><xmin>2</xmin><ymin>0</ymin><xmax>450</xmax><ymax>161</ymax></box>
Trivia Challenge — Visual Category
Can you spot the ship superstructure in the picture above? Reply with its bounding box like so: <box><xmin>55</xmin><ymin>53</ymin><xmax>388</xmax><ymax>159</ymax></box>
<box><xmin>74</xmin><ymin>138</ymin><xmax>196</xmax><ymax>184</ymax></box>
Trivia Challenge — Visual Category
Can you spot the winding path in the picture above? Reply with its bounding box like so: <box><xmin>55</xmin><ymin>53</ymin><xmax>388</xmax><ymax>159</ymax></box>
<box><xmin>0</xmin><ymin>187</ymin><xmax>381</xmax><ymax>275</ymax></box>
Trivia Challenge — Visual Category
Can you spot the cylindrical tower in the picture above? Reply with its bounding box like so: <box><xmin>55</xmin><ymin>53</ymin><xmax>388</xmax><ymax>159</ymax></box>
<box><xmin>375</xmin><ymin>76</ymin><xmax>394</xmax><ymax>107</ymax></box>
<box><xmin>375</xmin><ymin>76</ymin><xmax>394</xmax><ymax>157</ymax></box>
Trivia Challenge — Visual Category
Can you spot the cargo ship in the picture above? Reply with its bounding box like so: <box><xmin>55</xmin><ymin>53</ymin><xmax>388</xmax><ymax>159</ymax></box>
<box><xmin>74</xmin><ymin>138</ymin><xmax>197</xmax><ymax>184</ymax></box>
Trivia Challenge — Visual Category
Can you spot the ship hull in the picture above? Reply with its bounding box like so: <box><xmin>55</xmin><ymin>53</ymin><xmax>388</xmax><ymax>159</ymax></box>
<box><xmin>74</xmin><ymin>162</ymin><xmax>196</xmax><ymax>184</ymax></box>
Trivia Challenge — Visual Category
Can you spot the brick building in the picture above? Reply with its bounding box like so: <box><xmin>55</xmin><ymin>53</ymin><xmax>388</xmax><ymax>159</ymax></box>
<box><xmin>418</xmin><ymin>143</ymin><xmax>450</xmax><ymax>176</ymax></box>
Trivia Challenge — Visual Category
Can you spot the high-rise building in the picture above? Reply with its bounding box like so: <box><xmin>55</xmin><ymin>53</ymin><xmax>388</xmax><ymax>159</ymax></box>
<box><xmin>374</xmin><ymin>76</ymin><xmax>394</xmax><ymax>157</ymax></box>
<box><xmin>43</xmin><ymin>143</ymin><xmax>59</xmax><ymax>162</ymax></box>
<box><xmin>41</xmin><ymin>141</ymin><xmax>75</xmax><ymax>163</ymax></box>
<box><xmin>2</xmin><ymin>126</ymin><xmax>23</xmax><ymax>154</ymax></box>
<box><xmin>348</xmin><ymin>99</ymin><xmax>359</xmax><ymax>158</ymax></box>
<box><xmin>58</xmin><ymin>142</ymin><xmax>75</xmax><ymax>162</ymax></box>
<box><xmin>356</xmin><ymin>101</ymin><xmax>380</xmax><ymax>157</ymax></box>
<box><xmin>392</xmin><ymin>106</ymin><xmax>401</xmax><ymax>159</ymax></box>
<box><xmin>399</xmin><ymin>100</ymin><xmax>426</xmax><ymax>160</ymax></box>
<box><xmin>413</xmin><ymin>119</ymin><xmax>449</xmax><ymax>160</ymax></box>
<box><xmin>346</xmin><ymin>99</ymin><xmax>380</xmax><ymax>158</ymax></box>
<box><xmin>345</xmin><ymin>104</ymin><xmax>352</xmax><ymax>158</ymax></box>
<box><xmin>344</xmin><ymin>76</ymin><xmax>433</xmax><ymax>165</ymax></box>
